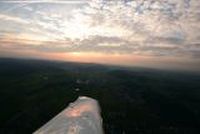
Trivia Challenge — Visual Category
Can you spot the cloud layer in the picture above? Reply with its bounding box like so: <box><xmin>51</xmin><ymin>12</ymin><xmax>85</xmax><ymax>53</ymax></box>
<box><xmin>0</xmin><ymin>0</ymin><xmax>200</xmax><ymax>63</ymax></box>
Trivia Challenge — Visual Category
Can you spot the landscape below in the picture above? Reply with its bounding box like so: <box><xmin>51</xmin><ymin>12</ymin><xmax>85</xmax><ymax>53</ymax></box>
<box><xmin>0</xmin><ymin>58</ymin><xmax>200</xmax><ymax>134</ymax></box>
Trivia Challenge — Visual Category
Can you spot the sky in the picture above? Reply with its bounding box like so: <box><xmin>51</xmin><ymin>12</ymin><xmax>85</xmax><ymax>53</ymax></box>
<box><xmin>0</xmin><ymin>0</ymin><xmax>200</xmax><ymax>71</ymax></box>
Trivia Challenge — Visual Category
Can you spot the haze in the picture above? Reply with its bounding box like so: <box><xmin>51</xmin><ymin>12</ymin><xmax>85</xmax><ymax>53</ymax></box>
<box><xmin>0</xmin><ymin>0</ymin><xmax>200</xmax><ymax>71</ymax></box>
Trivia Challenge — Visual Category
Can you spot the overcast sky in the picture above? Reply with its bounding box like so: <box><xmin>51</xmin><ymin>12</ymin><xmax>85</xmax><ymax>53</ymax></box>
<box><xmin>0</xmin><ymin>0</ymin><xmax>200</xmax><ymax>71</ymax></box>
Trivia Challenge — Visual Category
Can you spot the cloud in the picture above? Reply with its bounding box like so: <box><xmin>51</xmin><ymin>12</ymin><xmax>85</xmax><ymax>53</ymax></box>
<box><xmin>0</xmin><ymin>0</ymin><xmax>88</xmax><ymax>4</ymax></box>
<box><xmin>0</xmin><ymin>0</ymin><xmax>200</xmax><ymax>60</ymax></box>
<box><xmin>0</xmin><ymin>13</ymin><xmax>29</xmax><ymax>24</ymax></box>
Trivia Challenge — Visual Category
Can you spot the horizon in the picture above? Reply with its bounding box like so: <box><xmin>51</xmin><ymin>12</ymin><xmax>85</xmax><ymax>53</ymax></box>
<box><xmin>1</xmin><ymin>56</ymin><xmax>200</xmax><ymax>74</ymax></box>
<box><xmin>0</xmin><ymin>0</ymin><xmax>200</xmax><ymax>71</ymax></box>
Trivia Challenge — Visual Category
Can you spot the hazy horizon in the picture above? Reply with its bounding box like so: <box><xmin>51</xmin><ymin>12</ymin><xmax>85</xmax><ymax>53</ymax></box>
<box><xmin>0</xmin><ymin>0</ymin><xmax>200</xmax><ymax>71</ymax></box>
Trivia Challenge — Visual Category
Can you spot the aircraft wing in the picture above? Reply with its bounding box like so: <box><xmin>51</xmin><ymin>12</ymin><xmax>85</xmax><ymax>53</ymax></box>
<box><xmin>34</xmin><ymin>96</ymin><xmax>103</xmax><ymax>134</ymax></box>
